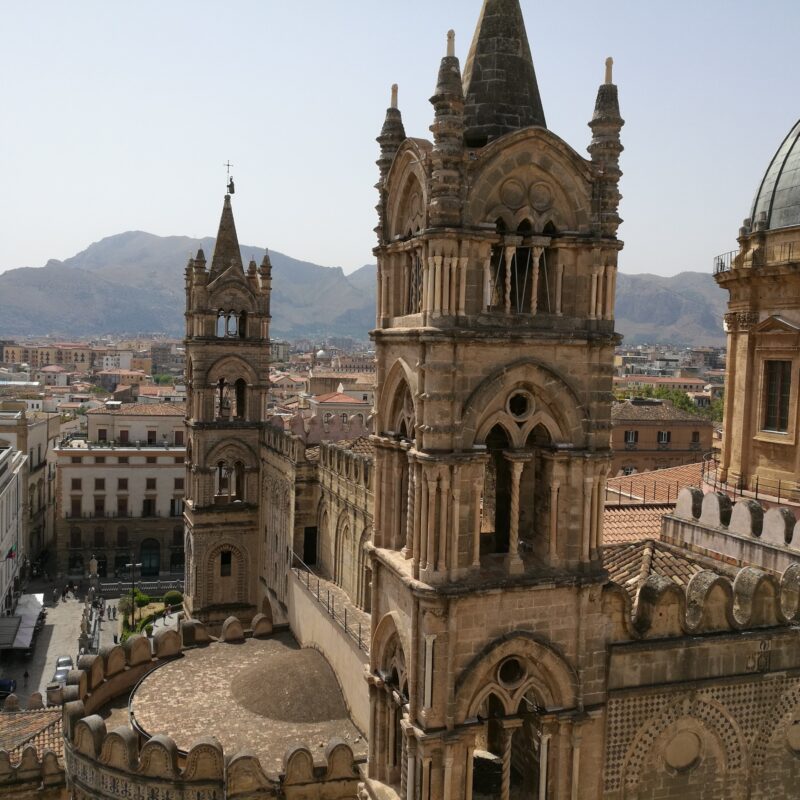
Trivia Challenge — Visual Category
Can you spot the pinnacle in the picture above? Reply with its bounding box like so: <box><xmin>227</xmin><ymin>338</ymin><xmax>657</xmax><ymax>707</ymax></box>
<box><xmin>462</xmin><ymin>0</ymin><xmax>546</xmax><ymax>147</ymax></box>
<box><xmin>209</xmin><ymin>194</ymin><xmax>244</xmax><ymax>278</ymax></box>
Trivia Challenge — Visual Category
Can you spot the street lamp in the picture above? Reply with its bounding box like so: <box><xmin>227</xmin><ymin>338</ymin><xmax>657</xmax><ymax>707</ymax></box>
<box><xmin>125</xmin><ymin>553</ymin><xmax>142</xmax><ymax>625</ymax></box>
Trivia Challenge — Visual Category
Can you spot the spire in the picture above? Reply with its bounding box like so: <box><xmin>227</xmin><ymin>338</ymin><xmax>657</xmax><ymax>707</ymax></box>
<box><xmin>589</xmin><ymin>57</ymin><xmax>624</xmax><ymax>237</ymax></box>
<box><xmin>209</xmin><ymin>194</ymin><xmax>243</xmax><ymax>278</ymax></box>
<box><xmin>376</xmin><ymin>84</ymin><xmax>407</xmax><ymax>185</ymax></box>
<box><xmin>462</xmin><ymin>0</ymin><xmax>546</xmax><ymax>147</ymax></box>
<box><xmin>429</xmin><ymin>30</ymin><xmax>465</xmax><ymax>228</ymax></box>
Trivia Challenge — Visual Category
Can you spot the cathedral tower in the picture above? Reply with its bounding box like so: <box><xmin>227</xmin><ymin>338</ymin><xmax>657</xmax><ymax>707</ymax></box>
<box><xmin>365</xmin><ymin>1</ymin><xmax>623</xmax><ymax>797</ymax></box>
<box><xmin>183</xmin><ymin>188</ymin><xmax>272</xmax><ymax>631</ymax></box>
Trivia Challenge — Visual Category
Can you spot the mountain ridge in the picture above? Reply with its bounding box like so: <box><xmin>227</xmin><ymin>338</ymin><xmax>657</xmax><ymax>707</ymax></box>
<box><xmin>0</xmin><ymin>232</ymin><xmax>727</xmax><ymax>344</ymax></box>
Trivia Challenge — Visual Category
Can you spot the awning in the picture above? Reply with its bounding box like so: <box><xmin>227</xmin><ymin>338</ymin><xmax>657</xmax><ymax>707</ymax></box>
<box><xmin>0</xmin><ymin>594</ymin><xmax>44</xmax><ymax>650</ymax></box>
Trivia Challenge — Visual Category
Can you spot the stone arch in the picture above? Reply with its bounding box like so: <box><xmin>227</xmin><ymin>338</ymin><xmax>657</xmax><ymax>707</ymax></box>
<box><xmin>454</xmin><ymin>632</ymin><xmax>578</xmax><ymax>724</ymax></box>
<box><xmin>379</xmin><ymin>358</ymin><xmax>417</xmax><ymax>437</ymax></box>
<box><xmin>386</xmin><ymin>142</ymin><xmax>430</xmax><ymax>239</ymax></box>
<box><xmin>205</xmin><ymin>541</ymin><xmax>247</xmax><ymax>605</ymax></box>
<box><xmin>206</xmin><ymin>354</ymin><xmax>260</xmax><ymax>386</ymax></box>
<box><xmin>621</xmin><ymin>696</ymin><xmax>746</xmax><ymax>792</ymax></box>
<box><xmin>372</xmin><ymin>611</ymin><xmax>410</xmax><ymax>677</ymax></box>
<box><xmin>460</xmin><ymin>358</ymin><xmax>588</xmax><ymax>449</ymax></box>
<box><xmin>466</xmin><ymin>127</ymin><xmax>592</xmax><ymax>232</ymax></box>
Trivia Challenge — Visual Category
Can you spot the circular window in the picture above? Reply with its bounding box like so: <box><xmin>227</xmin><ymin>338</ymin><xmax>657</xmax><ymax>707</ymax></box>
<box><xmin>664</xmin><ymin>731</ymin><xmax>702</xmax><ymax>772</ymax></box>
<box><xmin>497</xmin><ymin>657</ymin><xmax>526</xmax><ymax>689</ymax></box>
<box><xmin>507</xmin><ymin>391</ymin><xmax>535</xmax><ymax>422</ymax></box>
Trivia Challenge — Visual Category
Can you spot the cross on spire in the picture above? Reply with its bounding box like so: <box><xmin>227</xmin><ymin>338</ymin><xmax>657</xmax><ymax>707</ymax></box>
<box><xmin>224</xmin><ymin>160</ymin><xmax>235</xmax><ymax>195</ymax></box>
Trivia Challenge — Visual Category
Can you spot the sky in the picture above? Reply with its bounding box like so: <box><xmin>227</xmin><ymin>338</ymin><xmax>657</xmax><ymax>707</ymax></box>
<box><xmin>2</xmin><ymin>0</ymin><xmax>799</xmax><ymax>278</ymax></box>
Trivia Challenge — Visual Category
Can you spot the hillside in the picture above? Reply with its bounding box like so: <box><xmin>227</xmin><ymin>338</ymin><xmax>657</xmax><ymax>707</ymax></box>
<box><xmin>0</xmin><ymin>233</ymin><xmax>727</xmax><ymax>344</ymax></box>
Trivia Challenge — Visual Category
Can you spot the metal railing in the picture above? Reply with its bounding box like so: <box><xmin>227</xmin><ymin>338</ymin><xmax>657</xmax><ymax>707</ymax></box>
<box><xmin>702</xmin><ymin>454</ymin><xmax>800</xmax><ymax>505</ymax></box>
<box><xmin>97</xmin><ymin>578</ymin><xmax>184</xmax><ymax>598</ymax></box>
<box><xmin>713</xmin><ymin>240</ymin><xmax>800</xmax><ymax>275</ymax></box>
<box><xmin>291</xmin><ymin>552</ymin><xmax>368</xmax><ymax>654</ymax></box>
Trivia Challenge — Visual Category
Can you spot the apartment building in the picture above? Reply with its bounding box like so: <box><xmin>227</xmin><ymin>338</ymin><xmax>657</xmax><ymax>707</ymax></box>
<box><xmin>53</xmin><ymin>403</ymin><xmax>186</xmax><ymax>578</ymax></box>
<box><xmin>0</xmin><ymin>446</ymin><xmax>26</xmax><ymax>612</ymax></box>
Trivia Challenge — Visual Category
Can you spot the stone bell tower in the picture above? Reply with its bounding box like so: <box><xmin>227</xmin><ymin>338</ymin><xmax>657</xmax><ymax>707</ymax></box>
<box><xmin>364</xmin><ymin>1</ymin><xmax>624</xmax><ymax>797</ymax></box>
<box><xmin>183</xmin><ymin>186</ymin><xmax>272</xmax><ymax>631</ymax></box>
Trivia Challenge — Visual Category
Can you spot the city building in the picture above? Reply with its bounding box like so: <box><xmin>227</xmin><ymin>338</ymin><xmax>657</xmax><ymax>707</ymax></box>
<box><xmin>6</xmin><ymin>4</ymin><xmax>800</xmax><ymax>800</ymax></box>
<box><xmin>0</xmin><ymin>445</ymin><xmax>26</xmax><ymax>612</ymax></box>
<box><xmin>52</xmin><ymin>402</ymin><xmax>186</xmax><ymax>578</ymax></box>
<box><xmin>714</xmin><ymin>118</ymin><xmax>800</xmax><ymax>507</ymax></box>
<box><xmin>611</xmin><ymin>398</ymin><xmax>713</xmax><ymax>475</ymax></box>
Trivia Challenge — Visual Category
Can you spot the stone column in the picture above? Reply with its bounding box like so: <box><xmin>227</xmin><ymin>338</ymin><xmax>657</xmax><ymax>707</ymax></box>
<box><xmin>443</xmin><ymin>753</ymin><xmax>453</xmax><ymax>800</ymax></box>
<box><xmin>504</xmin><ymin>455</ymin><xmax>527</xmax><ymax>575</ymax></box>
<box><xmin>434</xmin><ymin>255</ymin><xmax>443</xmax><ymax>314</ymax></box>
<box><xmin>472</xmin><ymin>476</ymin><xmax>483</xmax><ymax>568</ymax></box>
<box><xmin>555</xmin><ymin>259</ymin><xmax>565</xmax><ymax>315</ymax></box>
<box><xmin>499</xmin><ymin>721</ymin><xmax>522</xmax><ymax>800</ymax></box>
<box><xmin>403</xmin><ymin>460</ymin><xmax>416</xmax><ymax>559</ymax></box>
<box><xmin>424</xmin><ymin>634</ymin><xmax>436</xmax><ymax>709</ymax></box>
<box><xmin>484</xmin><ymin>252</ymin><xmax>493</xmax><ymax>309</ymax></box>
<box><xmin>449</xmin><ymin>480</ymin><xmax>461</xmax><ymax>580</ymax></box>
<box><xmin>595</xmin><ymin>265</ymin><xmax>605</xmax><ymax>318</ymax></box>
<box><xmin>426</xmin><ymin>478</ymin><xmax>437</xmax><ymax>571</ymax></box>
<box><xmin>442</xmin><ymin>256</ymin><xmax>451</xmax><ymax>315</ymax></box>
<box><xmin>422</xmin><ymin>757</ymin><xmax>432</xmax><ymax>800</ymax></box>
<box><xmin>604</xmin><ymin>264</ymin><xmax>616</xmax><ymax>319</ymax></box>
<box><xmin>571</xmin><ymin>731</ymin><xmax>582</xmax><ymax>800</ymax></box>
<box><xmin>412</xmin><ymin>463</ymin><xmax>423</xmax><ymax>573</ymax></box>
<box><xmin>549</xmin><ymin>481</ymin><xmax>560</xmax><ymax>564</ymax></box>
<box><xmin>458</xmin><ymin>256</ymin><xmax>468</xmax><ymax>315</ymax></box>
<box><xmin>530</xmin><ymin>247</ymin><xmax>544</xmax><ymax>314</ymax></box>
<box><xmin>465</xmin><ymin>744</ymin><xmax>476</xmax><ymax>800</ymax></box>
<box><xmin>589</xmin><ymin>269</ymin><xmax>598</xmax><ymax>320</ymax></box>
<box><xmin>437</xmin><ymin>474</ymin><xmax>450</xmax><ymax>572</ymax></box>
<box><xmin>582</xmin><ymin>477</ymin><xmax>593</xmax><ymax>563</ymax></box>
<box><xmin>419</xmin><ymin>477</ymin><xmax>429</xmax><ymax>571</ymax></box>
<box><xmin>504</xmin><ymin>247</ymin><xmax>515</xmax><ymax>314</ymax></box>
<box><xmin>539</xmin><ymin>731</ymin><xmax>551</xmax><ymax>799</ymax></box>
<box><xmin>406</xmin><ymin>737</ymin><xmax>417</xmax><ymax>800</ymax></box>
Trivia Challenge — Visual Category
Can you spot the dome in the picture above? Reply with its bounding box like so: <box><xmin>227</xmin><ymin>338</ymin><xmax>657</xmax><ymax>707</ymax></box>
<box><xmin>751</xmin><ymin>119</ymin><xmax>800</xmax><ymax>231</ymax></box>
<box><xmin>316</xmin><ymin>349</ymin><xmax>327</xmax><ymax>358</ymax></box>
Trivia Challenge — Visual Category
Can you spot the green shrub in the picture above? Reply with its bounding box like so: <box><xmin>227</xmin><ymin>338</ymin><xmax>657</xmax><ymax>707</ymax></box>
<box><xmin>117</xmin><ymin>596</ymin><xmax>133</xmax><ymax>617</ymax></box>
<box><xmin>163</xmin><ymin>589</ymin><xmax>183</xmax><ymax>606</ymax></box>
<box><xmin>145</xmin><ymin>623</ymin><xmax>154</xmax><ymax>637</ymax></box>
<box><xmin>135</xmin><ymin>593</ymin><xmax>150</xmax><ymax>609</ymax></box>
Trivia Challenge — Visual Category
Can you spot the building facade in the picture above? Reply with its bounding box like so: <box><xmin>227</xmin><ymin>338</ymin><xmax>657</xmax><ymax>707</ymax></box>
<box><xmin>0</xmin><ymin>445</ymin><xmax>26</xmax><ymax>611</ymax></box>
<box><xmin>715</xmin><ymin>119</ymin><xmax>800</xmax><ymax>506</ymax></box>
<box><xmin>611</xmin><ymin>398</ymin><xmax>713</xmax><ymax>475</ymax></box>
<box><xmin>53</xmin><ymin>403</ymin><xmax>186</xmax><ymax>578</ymax></box>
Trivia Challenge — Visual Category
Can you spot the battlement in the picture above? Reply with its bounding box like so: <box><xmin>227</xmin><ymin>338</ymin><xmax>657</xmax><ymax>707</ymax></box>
<box><xmin>662</xmin><ymin>487</ymin><xmax>800</xmax><ymax>576</ymax></box>
<box><xmin>0</xmin><ymin>746</ymin><xmax>63</xmax><ymax>797</ymax></box>
<box><xmin>320</xmin><ymin>439</ymin><xmax>373</xmax><ymax>489</ymax></box>
<box><xmin>604</xmin><ymin>489</ymin><xmax>800</xmax><ymax>641</ymax></box>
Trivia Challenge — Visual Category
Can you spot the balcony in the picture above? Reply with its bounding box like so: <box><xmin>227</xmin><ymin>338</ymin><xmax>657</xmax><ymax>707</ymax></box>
<box><xmin>714</xmin><ymin>240</ymin><xmax>800</xmax><ymax>275</ymax></box>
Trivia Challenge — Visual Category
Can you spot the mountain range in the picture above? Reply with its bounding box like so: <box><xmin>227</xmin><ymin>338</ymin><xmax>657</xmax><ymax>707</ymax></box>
<box><xmin>0</xmin><ymin>232</ymin><xmax>727</xmax><ymax>345</ymax></box>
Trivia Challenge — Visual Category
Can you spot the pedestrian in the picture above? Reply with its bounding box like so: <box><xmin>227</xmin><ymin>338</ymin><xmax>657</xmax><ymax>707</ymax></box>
<box><xmin>23</xmin><ymin>670</ymin><xmax>29</xmax><ymax>687</ymax></box>
<box><xmin>52</xmin><ymin>587</ymin><xmax>59</xmax><ymax>605</ymax></box>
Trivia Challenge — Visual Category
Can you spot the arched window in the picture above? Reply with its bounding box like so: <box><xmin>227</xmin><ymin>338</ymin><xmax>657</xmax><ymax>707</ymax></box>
<box><xmin>323</xmin><ymin>412</ymin><xmax>333</xmax><ymax>424</ymax></box>
<box><xmin>239</xmin><ymin>311</ymin><xmax>248</xmax><ymax>338</ymax></box>
<box><xmin>215</xmin><ymin>378</ymin><xmax>231</xmax><ymax>420</ymax></box>
<box><xmin>225</xmin><ymin>311</ymin><xmax>238</xmax><ymax>337</ymax></box>
<box><xmin>234</xmin><ymin>461</ymin><xmax>245</xmax><ymax>502</ymax></box>
<box><xmin>341</xmin><ymin>412</ymin><xmax>348</xmax><ymax>424</ymax></box>
<box><xmin>483</xmin><ymin>424</ymin><xmax>512</xmax><ymax>554</ymax></box>
<box><xmin>216</xmin><ymin>311</ymin><xmax>226</xmax><ymax>338</ymax></box>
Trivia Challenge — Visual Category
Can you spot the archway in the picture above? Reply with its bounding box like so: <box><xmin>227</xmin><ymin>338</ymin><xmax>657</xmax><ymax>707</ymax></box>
<box><xmin>140</xmin><ymin>538</ymin><xmax>161</xmax><ymax>577</ymax></box>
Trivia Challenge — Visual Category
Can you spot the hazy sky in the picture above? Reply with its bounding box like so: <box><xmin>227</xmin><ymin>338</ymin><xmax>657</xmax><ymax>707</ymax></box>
<box><xmin>2</xmin><ymin>1</ymin><xmax>799</xmax><ymax>277</ymax></box>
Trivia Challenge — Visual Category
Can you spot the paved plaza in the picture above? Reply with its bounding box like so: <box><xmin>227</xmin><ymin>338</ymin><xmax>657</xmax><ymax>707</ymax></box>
<box><xmin>0</xmin><ymin>577</ymin><xmax>178</xmax><ymax>709</ymax></box>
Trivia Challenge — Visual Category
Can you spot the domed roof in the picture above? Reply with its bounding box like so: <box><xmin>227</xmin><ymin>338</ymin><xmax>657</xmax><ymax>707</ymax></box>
<box><xmin>751</xmin><ymin>119</ymin><xmax>800</xmax><ymax>231</ymax></box>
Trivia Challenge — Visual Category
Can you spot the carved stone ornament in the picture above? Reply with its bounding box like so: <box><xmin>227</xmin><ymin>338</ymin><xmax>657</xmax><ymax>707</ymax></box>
<box><xmin>737</xmin><ymin>311</ymin><xmax>759</xmax><ymax>331</ymax></box>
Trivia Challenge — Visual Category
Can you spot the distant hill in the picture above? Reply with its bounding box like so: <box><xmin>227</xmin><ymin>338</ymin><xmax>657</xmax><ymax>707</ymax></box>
<box><xmin>0</xmin><ymin>232</ymin><xmax>376</xmax><ymax>339</ymax></box>
<box><xmin>0</xmin><ymin>233</ymin><xmax>727</xmax><ymax>344</ymax></box>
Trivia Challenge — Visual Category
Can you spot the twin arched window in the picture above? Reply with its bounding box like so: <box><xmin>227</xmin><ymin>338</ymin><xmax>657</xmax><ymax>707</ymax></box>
<box><xmin>216</xmin><ymin>310</ymin><xmax>248</xmax><ymax>339</ymax></box>
<box><xmin>215</xmin><ymin>378</ymin><xmax>248</xmax><ymax>420</ymax></box>
<box><xmin>215</xmin><ymin>461</ymin><xmax>245</xmax><ymax>504</ymax></box>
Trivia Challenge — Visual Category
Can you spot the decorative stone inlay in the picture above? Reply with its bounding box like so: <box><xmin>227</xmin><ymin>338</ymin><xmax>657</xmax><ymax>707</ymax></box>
<box><xmin>529</xmin><ymin>181</ymin><xmax>553</xmax><ymax>212</ymax></box>
<box><xmin>500</xmin><ymin>179</ymin><xmax>526</xmax><ymax>210</ymax></box>
<box><xmin>664</xmin><ymin>730</ymin><xmax>702</xmax><ymax>771</ymax></box>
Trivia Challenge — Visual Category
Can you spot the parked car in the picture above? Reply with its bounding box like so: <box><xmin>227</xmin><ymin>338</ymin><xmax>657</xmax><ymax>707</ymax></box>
<box><xmin>0</xmin><ymin>678</ymin><xmax>16</xmax><ymax>699</ymax></box>
<box><xmin>52</xmin><ymin>667</ymin><xmax>70</xmax><ymax>686</ymax></box>
<box><xmin>55</xmin><ymin>655</ymin><xmax>73</xmax><ymax>671</ymax></box>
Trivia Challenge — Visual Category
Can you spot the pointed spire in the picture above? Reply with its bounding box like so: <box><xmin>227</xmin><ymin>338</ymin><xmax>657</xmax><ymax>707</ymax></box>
<box><xmin>209</xmin><ymin>194</ymin><xmax>243</xmax><ymax>278</ymax></box>
<box><xmin>429</xmin><ymin>30</ymin><xmax>465</xmax><ymax>228</ymax></box>
<box><xmin>462</xmin><ymin>0</ymin><xmax>546</xmax><ymax>147</ymax></box>
<box><xmin>589</xmin><ymin>57</ymin><xmax>624</xmax><ymax>237</ymax></box>
<box><xmin>376</xmin><ymin>84</ymin><xmax>407</xmax><ymax>185</ymax></box>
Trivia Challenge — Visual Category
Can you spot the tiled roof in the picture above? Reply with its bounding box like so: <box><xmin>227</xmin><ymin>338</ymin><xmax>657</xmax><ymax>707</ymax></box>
<box><xmin>332</xmin><ymin>436</ymin><xmax>375</xmax><ymax>458</ymax></box>
<box><xmin>606</xmin><ymin>462</ymin><xmax>704</xmax><ymax>504</ymax></box>
<box><xmin>87</xmin><ymin>403</ymin><xmax>185</xmax><ymax>416</ymax></box>
<box><xmin>313</xmin><ymin>392</ymin><xmax>369</xmax><ymax>405</ymax></box>
<box><xmin>305</xmin><ymin>446</ymin><xmax>320</xmax><ymax>462</ymax></box>
<box><xmin>0</xmin><ymin>709</ymin><xmax>63</xmax><ymax>765</ymax></box>
<box><xmin>603</xmin><ymin>506</ymin><xmax>668</xmax><ymax>544</ymax></box>
<box><xmin>611</xmin><ymin>399</ymin><xmax>710</xmax><ymax>423</ymax></box>
<box><xmin>604</xmin><ymin>540</ymin><xmax>733</xmax><ymax>604</ymax></box>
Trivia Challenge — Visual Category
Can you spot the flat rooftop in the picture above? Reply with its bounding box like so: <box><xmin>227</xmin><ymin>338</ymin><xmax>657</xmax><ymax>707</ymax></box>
<box><xmin>130</xmin><ymin>632</ymin><xmax>366</xmax><ymax>775</ymax></box>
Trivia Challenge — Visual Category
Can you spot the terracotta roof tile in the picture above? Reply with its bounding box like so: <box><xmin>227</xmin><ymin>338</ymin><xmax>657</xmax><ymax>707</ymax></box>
<box><xmin>603</xmin><ymin>506</ymin><xmax>668</xmax><ymax>544</ymax></box>
<box><xmin>612</xmin><ymin>399</ymin><xmax>710</xmax><ymax>423</ymax></box>
<box><xmin>313</xmin><ymin>392</ymin><xmax>369</xmax><ymax>405</ymax></box>
<box><xmin>0</xmin><ymin>709</ymin><xmax>63</xmax><ymax>765</ymax></box>
<box><xmin>331</xmin><ymin>436</ymin><xmax>374</xmax><ymax>457</ymax></box>
<box><xmin>606</xmin><ymin>462</ymin><xmax>704</xmax><ymax>505</ymax></box>
<box><xmin>87</xmin><ymin>402</ymin><xmax>185</xmax><ymax>416</ymax></box>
